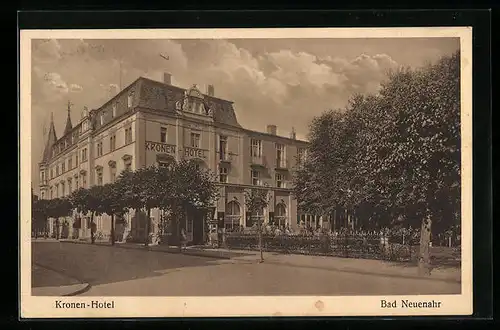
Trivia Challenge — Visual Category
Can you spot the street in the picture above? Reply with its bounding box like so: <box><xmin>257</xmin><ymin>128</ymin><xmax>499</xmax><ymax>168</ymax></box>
<box><xmin>32</xmin><ymin>241</ymin><xmax>460</xmax><ymax>296</ymax></box>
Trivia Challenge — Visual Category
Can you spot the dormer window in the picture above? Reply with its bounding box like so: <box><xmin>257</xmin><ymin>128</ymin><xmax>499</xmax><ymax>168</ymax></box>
<box><xmin>100</xmin><ymin>113</ymin><xmax>104</xmax><ymax>126</ymax></box>
<box><xmin>128</xmin><ymin>91</ymin><xmax>134</xmax><ymax>108</ymax></box>
<box><xmin>112</xmin><ymin>103</ymin><xmax>117</xmax><ymax>118</ymax></box>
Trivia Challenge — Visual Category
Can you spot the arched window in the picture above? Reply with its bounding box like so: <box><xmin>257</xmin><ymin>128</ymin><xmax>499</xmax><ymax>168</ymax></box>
<box><xmin>247</xmin><ymin>206</ymin><xmax>264</xmax><ymax>228</ymax></box>
<box><xmin>225</xmin><ymin>201</ymin><xmax>241</xmax><ymax>230</ymax></box>
<box><xmin>275</xmin><ymin>203</ymin><xmax>287</xmax><ymax>227</ymax></box>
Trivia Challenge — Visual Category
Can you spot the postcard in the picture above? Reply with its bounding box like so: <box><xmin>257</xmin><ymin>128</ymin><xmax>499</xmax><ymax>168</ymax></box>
<box><xmin>20</xmin><ymin>27</ymin><xmax>472</xmax><ymax>318</ymax></box>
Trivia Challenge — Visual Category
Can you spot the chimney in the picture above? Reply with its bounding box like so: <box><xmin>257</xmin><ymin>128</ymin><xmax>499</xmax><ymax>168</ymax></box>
<box><xmin>267</xmin><ymin>125</ymin><xmax>277</xmax><ymax>135</ymax></box>
<box><xmin>163</xmin><ymin>72</ymin><xmax>172</xmax><ymax>85</ymax></box>
<box><xmin>109</xmin><ymin>85</ymin><xmax>118</xmax><ymax>98</ymax></box>
<box><xmin>290</xmin><ymin>127</ymin><xmax>296</xmax><ymax>140</ymax></box>
<box><xmin>207</xmin><ymin>84</ymin><xmax>215</xmax><ymax>96</ymax></box>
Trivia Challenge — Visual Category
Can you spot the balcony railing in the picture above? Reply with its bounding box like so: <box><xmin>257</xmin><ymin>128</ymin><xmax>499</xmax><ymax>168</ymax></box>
<box><xmin>275</xmin><ymin>158</ymin><xmax>289</xmax><ymax>170</ymax></box>
<box><xmin>250</xmin><ymin>155</ymin><xmax>266</xmax><ymax>167</ymax></box>
<box><xmin>219</xmin><ymin>152</ymin><xmax>233</xmax><ymax>163</ymax></box>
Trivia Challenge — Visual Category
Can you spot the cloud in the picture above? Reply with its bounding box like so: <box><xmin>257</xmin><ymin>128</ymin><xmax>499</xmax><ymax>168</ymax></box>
<box><xmin>32</xmin><ymin>39</ymin><xmax>62</xmax><ymax>63</ymax></box>
<box><xmin>69</xmin><ymin>83</ymin><xmax>83</xmax><ymax>93</ymax></box>
<box><xmin>44</xmin><ymin>72</ymin><xmax>68</xmax><ymax>93</ymax></box>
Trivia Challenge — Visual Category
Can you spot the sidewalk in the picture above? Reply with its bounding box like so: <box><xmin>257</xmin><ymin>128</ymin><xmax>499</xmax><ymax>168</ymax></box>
<box><xmin>32</xmin><ymin>263</ymin><xmax>91</xmax><ymax>296</ymax></box>
<box><xmin>59</xmin><ymin>240</ymin><xmax>461</xmax><ymax>283</ymax></box>
<box><xmin>226</xmin><ymin>250</ymin><xmax>461</xmax><ymax>283</ymax></box>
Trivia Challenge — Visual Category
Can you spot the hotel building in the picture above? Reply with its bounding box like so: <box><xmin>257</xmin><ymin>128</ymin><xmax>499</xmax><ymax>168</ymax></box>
<box><xmin>38</xmin><ymin>73</ymin><xmax>320</xmax><ymax>244</ymax></box>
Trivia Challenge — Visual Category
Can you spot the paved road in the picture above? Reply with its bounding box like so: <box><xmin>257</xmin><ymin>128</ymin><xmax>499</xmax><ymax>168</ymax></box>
<box><xmin>32</xmin><ymin>241</ymin><xmax>461</xmax><ymax>296</ymax></box>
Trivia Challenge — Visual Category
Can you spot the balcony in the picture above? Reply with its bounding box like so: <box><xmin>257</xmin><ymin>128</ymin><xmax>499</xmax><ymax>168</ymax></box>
<box><xmin>219</xmin><ymin>152</ymin><xmax>233</xmax><ymax>164</ymax></box>
<box><xmin>250</xmin><ymin>155</ymin><xmax>266</xmax><ymax>168</ymax></box>
<box><xmin>275</xmin><ymin>158</ymin><xmax>289</xmax><ymax>170</ymax></box>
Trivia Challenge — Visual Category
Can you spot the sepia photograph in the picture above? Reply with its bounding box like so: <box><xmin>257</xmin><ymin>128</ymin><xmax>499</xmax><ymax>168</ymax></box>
<box><xmin>20</xmin><ymin>27</ymin><xmax>472</xmax><ymax>318</ymax></box>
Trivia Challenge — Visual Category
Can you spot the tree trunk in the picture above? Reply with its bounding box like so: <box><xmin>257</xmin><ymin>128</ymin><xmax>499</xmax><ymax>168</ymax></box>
<box><xmin>333</xmin><ymin>210</ymin><xmax>336</xmax><ymax>232</ymax></box>
<box><xmin>178</xmin><ymin>206</ymin><xmax>184</xmax><ymax>252</ymax></box>
<box><xmin>90</xmin><ymin>213</ymin><xmax>95</xmax><ymax>244</ymax></box>
<box><xmin>145</xmin><ymin>208</ymin><xmax>151</xmax><ymax>247</ymax></box>
<box><xmin>56</xmin><ymin>219</ymin><xmax>60</xmax><ymax>240</ymax></box>
<box><xmin>111</xmin><ymin>213</ymin><xmax>115</xmax><ymax>246</ymax></box>
<box><xmin>418</xmin><ymin>212</ymin><xmax>433</xmax><ymax>275</ymax></box>
<box><xmin>258</xmin><ymin>215</ymin><xmax>264</xmax><ymax>262</ymax></box>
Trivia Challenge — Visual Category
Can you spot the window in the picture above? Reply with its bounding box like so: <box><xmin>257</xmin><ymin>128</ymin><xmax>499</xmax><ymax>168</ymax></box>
<box><xmin>125</xmin><ymin>127</ymin><xmax>132</xmax><ymax>144</ymax></box>
<box><xmin>124</xmin><ymin>157</ymin><xmax>133</xmax><ymax>172</ymax></box>
<box><xmin>61</xmin><ymin>182</ymin><xmax>65</xmax><ymax>196</ymax></box>
<box><xmin>41</xmin><ymin>192</ymin><xmax>45</xmax><ymax>199</ymax></box>
<box><xmin>68</xmin><ymin>157</ymin><xmax>72</xmax><ymax>169</ymax></box>
<box><xmin>97</xmin><ymin>142</ymin><xmax>103</xmax><ymax>157</ymax></box>
<box><xmin>55</xmin><ymin>184</ymin><xmax>59</xmax><ymax>198</ymax></box>
<box><xmin>62</xmin><ymin>162</ymin><xmax>65</xmax><ymax>173</ymax></box>
<box><xmin>297</xmin><ymin>147</ymin><xmax>307</xmax><ymax>164</ymax></box>
<box><xmin>190</xmin><ymin>132</ymin><xmax>200</xmax><ymax>148</ymax></box>
<box><xmin>110</xmin><ymin>135</ymin><xmax>116</xmax><ymax>151</ymax></box>
<box><xmin>75</xmin><ymin>154</ymin><xmax>79</xmax><ymax>166</ymax></box>
<box><xmin>251</xmin><ymin>170</ymin><xmax>260</xmax><ymax>186</ymax></box>
<box><xmin>50</xmin><ymin>187</ymin><xmax>53</xmax><ymax>199</ymax></box>
<box><xmin>225</xmin><ymin>201</ymin><xmax>241</xmax><ymax>230</ymax></box>
<box><xmin>219</xmin><ymin>135</ymin><xmax>227</xmax><ymax>160</ymax></box>
<box><xmin>109</xmin><ymin>164</ymin><xmax>117</xmax><ymax>183</ymax></box>
<box><xmin>128</xmin><ymin>91</ymin><xmax>134</xmax><ymax>108</ymax></box>
<box><xmin>56</xmin><ymin>165</ymin><xmax>59</xmax><ymax>176</ymax></box>
<box><xmin>75</xmin><ymin>177</ymin><xmax>79</xmax><ymax>189</ymax></box>
<box><xmin>82</xmin><ymin>148</ymin><xmax>87</xmax><ymax>162</ymax></box>
<box><xmin>160</xmin><ymin>127</ymin><xmax>167</xmax><ymax>143</ymax></box>
<box><xmin>68</xmin><ymin>179</ymin><xmax>72</xmax><ymax>193</ymax></box>
<box><xmin>50</xmin><ymin>168</ymin><xmax>54</xmax><ymax>179</ymax></box>
<box><xmin>112</xmin><ymin>103</ymin><xmax>117</xmax><ymax>118</ymax></box>
<box><xmin>276</xmin><ymin>143</ymin><xmax>285</xmax><ymax>167</ymax></box>
<box><xmin>97</xmin><ymin>170</ymin><xmax>103</xmax><ymax>186</ymax></box>
<box><xmin>82</xmin><ymin>173</ymin><xmax>87</xmax><ymax>188</ymax></box>
<box><xmin>219</xmin><ymin>166</ymin><xmax>228</xmax><ymax>183</ymax></box>
<box><xmin>250</xmin><ymin>139</ymin><xmax>262</xmax><ymax>157</ymax></box>
<box><xmin>275</xmin><ymin>173</ymin><xmax>284</xmax><ymax>188</ymax></box>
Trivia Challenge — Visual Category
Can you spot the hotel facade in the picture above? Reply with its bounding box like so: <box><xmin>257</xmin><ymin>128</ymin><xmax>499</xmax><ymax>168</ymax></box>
<box><xmin>37</xmin><ymin>73</ymin><xmax>326</xmax><ymax>244</ymax></box>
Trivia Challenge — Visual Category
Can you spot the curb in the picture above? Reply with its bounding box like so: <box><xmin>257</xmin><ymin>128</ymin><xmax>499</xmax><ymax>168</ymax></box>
<box><xmin>33</xmin><ymin>262</ymin><xmax>92</xmax><ymax>296</ymax></box>
<box><xmin>59</xmin><ymin>240</ymin><xmax>232</xmax><ymax>260</ymax></box>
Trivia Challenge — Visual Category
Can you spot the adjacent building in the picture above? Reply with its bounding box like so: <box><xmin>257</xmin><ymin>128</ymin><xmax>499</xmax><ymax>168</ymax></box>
<box><xmin>38</xmin><ymin>73</ymin><xmax>319</xmax><ymax>243</ymax></box>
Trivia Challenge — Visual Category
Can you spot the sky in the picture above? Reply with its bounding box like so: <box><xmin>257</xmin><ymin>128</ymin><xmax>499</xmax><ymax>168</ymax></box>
<box><xmin>30</xmin><ymin>37</ymin><xmax>459</xmax><ymax>192</ymax></box>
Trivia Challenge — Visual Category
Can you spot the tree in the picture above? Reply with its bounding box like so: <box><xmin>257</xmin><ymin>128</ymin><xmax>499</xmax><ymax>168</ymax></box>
<box><xmin>375</xmin><ymin>52</ymin><xmax>461</xmax><ymax>275</ymax></box>
<box><xmin>158</xmin><ymin>160</ymin><xmax>219</xmax><ymax>251</ymax></box>
<box><xmin>32</xmin><ymin>198</ymin><xmax>50</xmax><ymax>238</ymax></box>
<box><xmin>70</xmin><ymin>187</ymin><xmax>103</xmax><ymax>244</ymax></box>
<box><xmin>244</xmin><ymin>185</ymin><xmax>270</xmax><ymax>262</ymax></box>
<box><xmin>115</xmin><ymin>167</ymin><xmax>162</xmax><ymax>245</ymax></box>
<box><xmin>293</xmin><ymin>52</ymin><xmax>461</xmax><ymax>275</ymax></box>
<box><xmin>46</xmin><ymin>197</ymin><xmax>73</xmax><ymax>240</ymax></box>
<box><xmin>100</xmin><ymin>182</ymin><xmax>129</xmax><ymax>245</ymax></box>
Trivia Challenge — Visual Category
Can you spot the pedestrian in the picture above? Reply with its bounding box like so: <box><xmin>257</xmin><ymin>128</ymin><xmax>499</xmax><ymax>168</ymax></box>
<box><xmin>181</xmin><ymin>228</ymin><xmax>187</xmax><ymax>251</ymax></box>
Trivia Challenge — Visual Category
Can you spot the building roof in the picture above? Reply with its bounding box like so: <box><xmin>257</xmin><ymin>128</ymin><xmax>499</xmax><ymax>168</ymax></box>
<box><xmin>63</xmin><ymin>101</ymin><xmax>73</xmax><ymax>135</ymax></box>
<box><xmin>41</xmin><ymin>113</ymin><xmax>57</xmax><ymax>163</ymax></box>
<box><xmin>137</xmin><ymin>77</ymin><xmax>242</xmax><ymax>128</ymax></box>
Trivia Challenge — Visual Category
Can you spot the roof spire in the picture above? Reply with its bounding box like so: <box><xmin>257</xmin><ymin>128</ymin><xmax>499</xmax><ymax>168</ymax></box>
<box><xmin>63</xmin><ymin>100</ymin><xmax>73</xmax><ymax>135</ymax></box>
<box><xmin>41</xmin><ymin>111</ymin><xmax>58</xmax><ymax>163</ymax></box>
